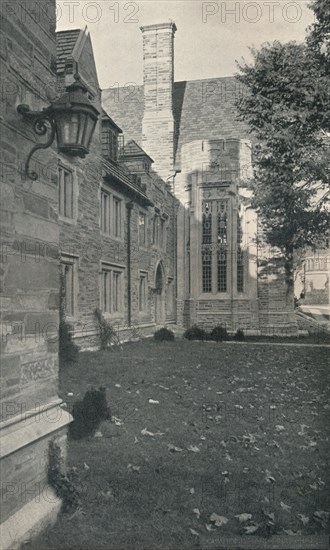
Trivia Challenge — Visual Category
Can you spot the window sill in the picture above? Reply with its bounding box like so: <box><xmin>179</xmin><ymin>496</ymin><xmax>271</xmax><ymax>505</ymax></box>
<box><xmin>59</xmin><ymin>215</ymin><xmax>77</xmax><ymax>225</ymax></box>
<box><xmin>198</xmin><ymin>292</ymin><xmax>231</xmax><ymax>300</ymax></box>
<box><xmin>64</xmin><ymin>315</ymin><xmax>79</xmax><ymax>324</ymax></box>
<box><xmin>100</xmin><ymin>232</ymin><xmax>124</xmax><ymax>243</ymax></box>
<box><xmin>103</xmin><ymin>312</ymin><xmax>125</xmax><ymax>321</ymax></box>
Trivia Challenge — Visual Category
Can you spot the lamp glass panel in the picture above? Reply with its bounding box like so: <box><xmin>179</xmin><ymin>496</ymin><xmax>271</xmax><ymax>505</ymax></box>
<box><xmin>84</xmin><ymin>116</ymin><xmax>97</xmax><ymax>149</ymax></box>
<box><xmin>77</xmin><ymin>112</ymin><xmax>87</xmax><ymax>145</ymax></box>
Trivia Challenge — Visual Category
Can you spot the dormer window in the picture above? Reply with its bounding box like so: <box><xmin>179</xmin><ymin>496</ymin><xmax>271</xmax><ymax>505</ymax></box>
<box><xmin>102</xmin><ymin>125</ymin><xmax>118</xmax><ymax>162</ymax></box>
<box><xmin>101</xmin><ymin>112</ymin><xmax>122</xmax><ymax>163</ymax></box>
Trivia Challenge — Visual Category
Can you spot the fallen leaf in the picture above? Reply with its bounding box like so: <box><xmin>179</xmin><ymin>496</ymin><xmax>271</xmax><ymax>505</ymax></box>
<box><xmin>275</xmin><ymin>425</ymin><xmax>285</xmax><ymax>432</ymax></box>
<box><xmin>210</xmin><ymin>513</ymin><xmax>228</xmax><ymax>527</ymax></box>
<box><xmin>94</xmin><ymin>431</ymin><xmax>103</xmax><ymax>438</ymax></box>
<box><xmin>265</xmin><ymin>470</ymin><xmax>276</xmax><ymax>483</ymax></box>
<box><xmin>244</xmin><ymin>524</ymin><xmax>260</xmax><ymax>534</ymax></box>
<box><xmin>242</xmin><ymin>433</ymin><xmax>256</xmax><ymax>444</ymax></box>
<box><xmin>193</xmin><ymin>508</ymin><xmax>201</xmax><ymax>519</ymax></box>
<box><xmin>167</xmin><ymin>444</ymin><xmax>183</xmax><ymax>453</ymax></box>
<box><xmin>187</xmin><ymin>445</ymin><xmax>200</xmax><ymax>453</ymax></box>
<box><xmin>235</xmin><ymin>513</ymin><xmax>252</xmax><ymax>523</ymax></box>
<box><xmin>115</xmin><ymin>384</ymin><xmax>121</xmax><ymax>388</ymax></box>
<box><xmin>189</xmin><ymin>528</ymin><xmax>199</xmax><ymax>536</ymax></box>
<box><xmin>280</xmin><ymin>501</ymin><xmax>292</xmax><ymax>512</ymax></box>
<box><xmin>141</xmin><ymin>428</ymin><xmax>164</xmax><ymax>437</ymax></box>
<box><xmin>297</xmin><ymin>514</ymin><xmax>309</xmax><ymax>525</ymax></box>
<box><xmin>262</xmin><ymin>509</ymin><xmax>275</xmax><ymax>522</ymax></box>
<box><xmin>205</xmin><ymin>524</ymin><xmax>215</xmax><ymax>531</ymax></box>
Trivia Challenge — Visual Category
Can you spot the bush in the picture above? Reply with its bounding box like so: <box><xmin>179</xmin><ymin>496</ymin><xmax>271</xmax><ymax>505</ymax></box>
<box><xmin>59</xmin><ymin>320</ymin><xmax>79</xmax><ymax>365</ymax></box>
<box><xmin>209</xmin><ymin>325</ymin><xmax>229</xmax><ymax>342</ymax></box>
<box><xmin>183</xmin><ymin>325</ymin><xmax>207</xmax><ymax>341</ymax></box>
<box><xmin>94</xmin><ymin>307</ymin><xmax>117</xmax><ymax>350</ymax></box>
<box><xmin>154</xmin><ymin>327</ymin><xmax>175</xmax><ymax>341</ymax></box>
<box><xmin>234</xmin><ymin>328</ymin><xmax>245</xmax><ymax>341</ymax></box>
<box><xmin>48</xmin><ymin>440</ymin><xmax>80</xmax><ymax>512</ymax></box>
<box><xmin>69</xmin><ymin>387</ymin><xmax>111</xmax><ymax>439</ymax></box>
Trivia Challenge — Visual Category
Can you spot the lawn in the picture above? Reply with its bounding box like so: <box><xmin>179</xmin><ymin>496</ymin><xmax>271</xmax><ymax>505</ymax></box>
<box><xmin>33</xmin><ymin>340</ymin><xmax>329</xmax><ymax>549</ymax></box>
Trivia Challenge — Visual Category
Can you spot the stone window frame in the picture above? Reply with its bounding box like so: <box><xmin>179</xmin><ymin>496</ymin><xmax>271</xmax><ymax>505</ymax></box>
<box><xmin>100</xmin><ymin>185</ymin><xmax>125</xmax><ymax>241</ymax></box>
<box><xmin>138</xmin><ymin>270</ymin><xmax>148</xmax><ymax>313</ymax></box>
<box><xmin>58</xmin><ymin>162</ymin><xmax>78</xmax><ymax>224</ymax></box>
<box><xmin>99</xmin><ymin>260</ymin><xmax>125</xmax><ymax>319</ymax></box>
<box><xmin>138</xmin><ymin>211</ymin><xmax>147</xmax><ymax>248</ymax></box>
<box><xmin>152</xmin><ymin>208</ymin><xmax>168</xmax><ymax>250</ymax></box>
<box><xmin>61</xmin><ymin>252</ymin><xmax>79</xmax><ymax>319</ymax></box>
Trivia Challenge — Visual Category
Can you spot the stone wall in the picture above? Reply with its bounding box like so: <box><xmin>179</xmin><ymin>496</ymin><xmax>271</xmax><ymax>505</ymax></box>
<box><xmin>0</xmin><ymin>1</ymin><xmax>72</xmax><ymax>546</ymax></box>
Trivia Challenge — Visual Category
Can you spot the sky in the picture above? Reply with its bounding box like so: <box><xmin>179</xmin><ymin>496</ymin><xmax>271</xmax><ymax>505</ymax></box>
<box><xmin>56</xmin><ymin>0</ymin><xmax>315</xmax><ymax>89</ymax></box>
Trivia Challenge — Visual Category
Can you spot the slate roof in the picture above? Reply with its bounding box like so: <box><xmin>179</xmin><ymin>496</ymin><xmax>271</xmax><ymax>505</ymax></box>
<box><xmin>102</xmin><ymin>77</ymin><xmax>249</xmax><ymax>168</ymax></box>
<box><xmin>102</xmin><ymin>157</ymin><xmax>153</xmax><ymax>206</ymax></box>
<box><xmin>122</xmin><ymin>140</ymin><xmax>154</xmax><ymax>163</ymax></box>
<box><xmin>56</xmin><ymin>29</ymin><xmax>81</xmax><ymax>74</ymax></box>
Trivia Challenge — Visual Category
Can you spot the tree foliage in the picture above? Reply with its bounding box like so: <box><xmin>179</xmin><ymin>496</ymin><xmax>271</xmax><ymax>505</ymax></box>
<box><xmin>236</xmin><ymin>1</ymin><xmax>330</xmax><ymax>292</ymax></box>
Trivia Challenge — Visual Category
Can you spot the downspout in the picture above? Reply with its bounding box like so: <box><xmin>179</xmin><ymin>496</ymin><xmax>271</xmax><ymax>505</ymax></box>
<box><xmin>126</xmin><ymin>201</ymin><xmax>134</xmax><ymax>327</ymax></box>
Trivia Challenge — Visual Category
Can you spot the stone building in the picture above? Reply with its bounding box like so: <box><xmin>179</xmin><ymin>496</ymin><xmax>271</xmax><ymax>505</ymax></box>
<box><xmin>56</xmin><ymin>28</ymin><xmax>178</xmax><ymax>349</ymax></box>
<box><xmin>104</xmin><ymin>22</ymin><xmax>297</xmax><ymax>334</ymax></box>
<box><xmin>0</xmin><ymin>12</ymin><xmax>300</xmax><ymax>547</ymax></box>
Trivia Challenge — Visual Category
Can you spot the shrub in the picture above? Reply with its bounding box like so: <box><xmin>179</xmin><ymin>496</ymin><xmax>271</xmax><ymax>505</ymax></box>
<box><xmin>234</xmin><ymin>328</ymin><xmax>245</xmax><ymax>341</ymax></box>
<box><xmin>94</xmin><ymin>307</ymin><xmax>117</xmax><ymax>350</ymax></box>
<box><xmin>69</xmin><ymin>387</ymin><xmax>111</xmax><ymax>439</ymax></box>
<box><xmin>59</xmin><ymin>320</ymin><xmax>79</xmax><ymax>365</ymax></box>
<box><xmin>48</xmin><ymin>440</ymin><xmax>80</xmax><ymax>512</ymax></box>
<box><xmin>154</xmin><ymin>327</ymin><xmax>175</xmax><ymax>341</ymax></box>
<box><xmin>209</xmin><ymin>325</ymin><xmax>229</xmax><ymax>342</ymax></box>
<box><xmin>183</xmin><ymin>325</ymin><xmax>207</xmax><ymax>341</ymax></box>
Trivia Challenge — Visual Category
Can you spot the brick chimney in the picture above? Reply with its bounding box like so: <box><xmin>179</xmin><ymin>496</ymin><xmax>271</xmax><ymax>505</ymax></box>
<box><xmin>140</xmin><ymin>22</ymin><xmax>177</xmax><ymax>181</ymax></box>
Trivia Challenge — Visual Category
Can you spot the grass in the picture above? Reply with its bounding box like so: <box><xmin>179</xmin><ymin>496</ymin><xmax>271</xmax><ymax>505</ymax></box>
<box><xmin>32</xmin><ymin>340</ymin><xmax>329</xmax><ymax>549</ymax></box>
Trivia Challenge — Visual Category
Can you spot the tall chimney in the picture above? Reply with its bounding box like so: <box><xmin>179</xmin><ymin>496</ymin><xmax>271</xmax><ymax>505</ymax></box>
<box><xmin>140</xmin><ymin>22</ymin><xmax>177</xmax><ymax>181</ymax></box>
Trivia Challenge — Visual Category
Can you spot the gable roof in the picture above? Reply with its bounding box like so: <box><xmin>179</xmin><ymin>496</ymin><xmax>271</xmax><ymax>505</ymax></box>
<box><xmin>102</xmin><ymin>109</ymin><xmax>122</xmax><ymax>133</ymax></box>
<box><xmin>122</xmin><ymin>140</ymin><xmax>154</xmax><ymax>163</ymax></box>
<box><xmin>56</xmin><ymin>29</ymin><xmax>81</xmax><ymax>74</ymax></box>
<box><xmin>102</xmin><ymin>76</ymin><xmax>249</xmax><ymax>168</ymax></box>
<box><xmin>56</xmin><ymin>27</ymin><xmax>100</xmax><ymax>100</ymax></box>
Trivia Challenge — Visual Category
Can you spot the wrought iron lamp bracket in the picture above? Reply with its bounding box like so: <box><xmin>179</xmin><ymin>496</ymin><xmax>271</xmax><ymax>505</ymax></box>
<box><xmin>17</xmin><ymin>105</ymin><xmax>56</xmax><ymax>181</ymax></box>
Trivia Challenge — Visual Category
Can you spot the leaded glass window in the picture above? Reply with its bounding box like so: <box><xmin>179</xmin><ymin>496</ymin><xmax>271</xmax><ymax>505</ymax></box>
<box><xmin>216</xmin><ymin>201</ymin><xmax>228</xmax><ymax>292</ymax></box>
<box><xmin>237</xmin><ymin>214</ymin><xmax>244</xmax><ymax>292</ymax></box>
<box><xmin>201</xmin><ymin>199</ymin><xmax>229</xmax><ymax>293</ymax></box>
<box><xmin>202</xmin><ymin>201</ymin><xmax>213</xmax><ymax>292</ymax></box>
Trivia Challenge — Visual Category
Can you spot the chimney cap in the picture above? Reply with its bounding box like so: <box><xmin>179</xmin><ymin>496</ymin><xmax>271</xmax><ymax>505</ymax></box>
<box><xmin>140</xmin><ymin>21</ymin><xmax>177</xmax><ymax>34</ymax></box>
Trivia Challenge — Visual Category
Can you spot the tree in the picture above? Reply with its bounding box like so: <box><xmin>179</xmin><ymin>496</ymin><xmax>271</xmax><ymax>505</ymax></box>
<box><xmin>236</xmin><ymin>2</ymin><xmax>330</xmax><ymax>299</ymax></box>
<box><xmin>307</xmin><ymin>0</ymin><xmax>330</xmax><ymax>63</ymax></box>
